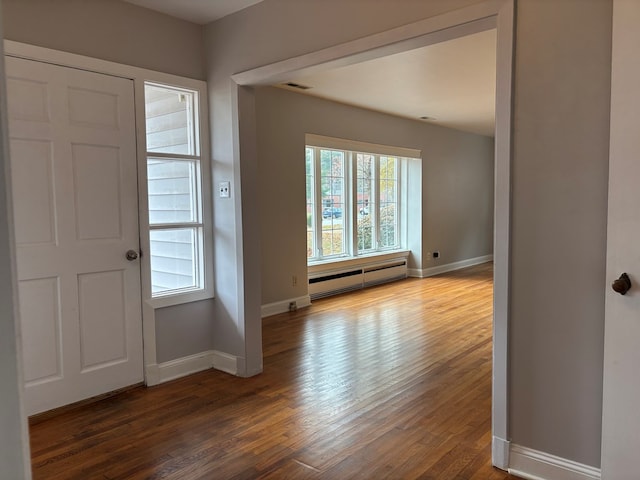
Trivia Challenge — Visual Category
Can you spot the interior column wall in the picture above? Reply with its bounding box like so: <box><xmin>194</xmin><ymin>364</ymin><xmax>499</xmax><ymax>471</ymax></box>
<box><xmin>509</xmin><ymin>0</ymin><xmax>611</xmax><ymax>466</ymax></box>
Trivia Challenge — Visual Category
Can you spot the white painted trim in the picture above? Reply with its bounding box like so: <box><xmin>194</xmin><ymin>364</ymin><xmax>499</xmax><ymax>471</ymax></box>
<box><xmin>144</xmin><ymin>363</ymin><xmax>161</xmax><ymax>387</ymax></box>
<box><xmin>493</xmin><ymin>436</ymin><xmax>511</xmax><ymax>470</ymax></box>
<box><xmin>145</xmin><ymin>350</ymin><xmax>239</xmax><ymax>386</ymax></box>
<box><xmin>0</xmin><ymin>28</ymin><xmax>32</xmax><ymax>478</ymax></box>
<box><xmin>492</xmin><ymin>0</ymin><xmax>514</xmax><ymax>463</ymax></box>
<box><xmin>407</xmin><ymin>255</ymin><xmax>494</xmax><ymax>278</ymax></box>
<box><xmin>306</xmin><ymin>133</ymin><xmax>421</xmax><ymax>159</ymax></box>
<box><xmin>509</xmin><ymin>445</ymin><xmax>601</xmax><ymax>480</ymax></box>
<box><xmin>3</xmin><ymin>40</ymin><xmax>213</xmax><ymax>385</ymax></box>
<box><xmin>143</xmin><ymin>82</ymin><xmax>214</xmax><ymax>311</ymax></box>
<box><xmin>212</xmin><ymin>350</ymin><xmax>240</xmax><ymax>375</ymax></box>
<box><xmin>3</xmin><ymin>40</ymin><xmax>205</xmax><ymax>87</ymax></box>
<box><xmin>146</xmin><ymin>351</ymin><xmax>214</xmax><ymax>385</ymax></box>
<box><xmin>407</xmin><ymin>268</ymin><xmax>423</xmax><ymax>277</ymax></box>
<box><xmin>262</xmin><ymin>295</ymin><xmax>312</xmax><ymax>318</ymax></box>
<box><xmin>232</xmin><ymin>1</ymin><xmax>502</xmax><ymax>86</ymax></box>
<box><xmin>308</xmin><ymin>250</ymin><xmax>410</xmax><ymax>276</ymax></box>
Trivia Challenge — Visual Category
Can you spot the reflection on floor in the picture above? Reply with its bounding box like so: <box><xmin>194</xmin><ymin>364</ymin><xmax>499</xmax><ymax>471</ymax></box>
<box><xmin>30</xmin><ymin>262</ymin><xmax>518</xmax><ymax>479</ymax></box>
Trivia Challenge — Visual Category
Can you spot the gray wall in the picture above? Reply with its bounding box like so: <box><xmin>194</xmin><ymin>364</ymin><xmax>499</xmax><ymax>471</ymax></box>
<box><xmin>255</xmin><ymin>86</ymin><xmax>494</xmax><ymax>305</ymax></box>
<box><xmin>1</xmin><ymin>0</ymin><xmax>205</xmax><ymax>80</ymax></box>
<box><xmin>205</xmin><ymin>0</ymin><xmax>483</xmax><ymax>74</ymax></box>
<box><xmin>0</xmin><ymin>0</ymin><xmax>612</xmax><ymax>469</ymax></box>
<box><xmin>1</xmin><ymin>0</ymin><xmax>212</xmax><ymax>365</ymax></box>
<box><xmin>155</xmin><ymin>300</ymin><xmax>215</xmax><ymax>364</ymax></box>
<box><xmin>0</xmin><ymin>4</ymin><xmax>31</xmax><ymax>476</ymax></box>
<box><xmin>206</xmin><ymin>0</ymin><xmax>612</xmax><ymax>468</ymax></box>
<box><xmin>422</xmin><ymin>121</ymin><xmax>495</xmax><ymax>268</ymax></box>
<box><xmin>509</xmin><ymin>0</ymin><xmax>611</xmax><ymax>466</ymax></box>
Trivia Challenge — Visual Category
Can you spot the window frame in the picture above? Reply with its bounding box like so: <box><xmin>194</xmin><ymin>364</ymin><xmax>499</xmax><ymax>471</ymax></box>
<box><xmin>306</xmin><ymin>135</ymin><xmax>418</xmax><ymax>265</ymax></box>
<box><xmin>142</xmin><ymin>81</ymin><xmax>214</xmax><ymax>308</ymax></box>
<box><xmin>311</xmin><ymin>147</ymin><xmax>349</xmax><ymax>260</ymax></box>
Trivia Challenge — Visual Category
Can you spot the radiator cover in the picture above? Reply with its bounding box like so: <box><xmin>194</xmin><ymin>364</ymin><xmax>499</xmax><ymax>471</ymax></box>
<box><xmin>308</xmin><ymin>260</ymin><xmax>407</xmax><ymax>300</ymax></box>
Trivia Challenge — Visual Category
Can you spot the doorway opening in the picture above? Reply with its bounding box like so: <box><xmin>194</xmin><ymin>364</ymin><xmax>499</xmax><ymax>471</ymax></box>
<box><xmin>231</xmin><ymin>0</ymin><xmax>514</xmax><ymax>469</ymax></box>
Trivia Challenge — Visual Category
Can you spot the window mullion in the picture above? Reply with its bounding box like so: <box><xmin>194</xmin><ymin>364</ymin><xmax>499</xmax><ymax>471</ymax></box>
<box><xmin>314</xmin><ymin>147</ymin><xmax>323</xmax><ymax>259</ymax></box>
<box><xmin>194</xmin><ymin>161</ymin><xmax>202</xmax><ymax>223</ymax></box>
<box><xmin>373</xmin><ymin>155</ymin><xmax>380</xmax><ymax>251</ymax></box>
<box><xmin>186</xmin><ymin>93</ymin><xmax>195</xmax><ymax>156</ymax></box>
<box><xmin>149</xmin><ymin>222</ymin><xmax>202</xmax><ymax>230</ymax></box>
<box><xmin>350</xmin><ymin>151</ymin><xmax>357</xmax><ymax>256</ymax></box>
<box><xmin>396</xmin><ymin>160</ymin><xmax>400</xmax><ymax>250</ymax></box>
<box><xmin>147</xmin><ymin>152</ymin><xmax>200</xmax><ymax>161</ymax></box>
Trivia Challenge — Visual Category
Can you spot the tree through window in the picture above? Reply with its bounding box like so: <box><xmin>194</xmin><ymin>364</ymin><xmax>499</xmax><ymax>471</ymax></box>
<box><xmin>306</xmin><ymin>139</ymin><xmax>408</xmax><ymax>263</ymax></box>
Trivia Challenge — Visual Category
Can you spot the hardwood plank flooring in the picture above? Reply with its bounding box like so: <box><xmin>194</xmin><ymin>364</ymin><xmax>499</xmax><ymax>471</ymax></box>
<box><xmin>29</xmin><ymin>262</ymin><xmax>518</xmax><ymax>479</ymax></box>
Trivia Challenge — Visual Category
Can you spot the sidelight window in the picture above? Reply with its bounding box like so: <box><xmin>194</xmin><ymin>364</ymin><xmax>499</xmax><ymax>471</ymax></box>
<box><xmin>144</xmin><ymin>83</ymin><xmax>212</xmax><ymax>303</ymax></box>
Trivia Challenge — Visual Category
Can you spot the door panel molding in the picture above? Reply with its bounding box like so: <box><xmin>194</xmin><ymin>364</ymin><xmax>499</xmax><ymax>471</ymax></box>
<box><xmin>7</xmin><ymin>56</ymin><xmax>143</xmax><ymax>414</ymax></box>
<box><xmin>4</xmin><ymin>40</ymin><xmax>210</xmax><ymax>385</ymax></box>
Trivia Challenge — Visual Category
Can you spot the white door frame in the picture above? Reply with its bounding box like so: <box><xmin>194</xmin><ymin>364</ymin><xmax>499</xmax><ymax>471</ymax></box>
<box><xmin>2</xmin><ymin>39</ymin><xmax>211</xmax><ymax>387</ymax></box>
<box><xmin>0</xmin><ymin>25</ymin><xmax>33</xmax><ymax>479</ymax></box>
<box><xmin>230</xmin><ymin>0</ymin><xmax>515</xmax><ymax>469</ymax></box>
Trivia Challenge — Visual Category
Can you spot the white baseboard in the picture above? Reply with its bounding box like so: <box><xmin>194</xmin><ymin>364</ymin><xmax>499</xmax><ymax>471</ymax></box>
<box><xmin>509</xmin><ymin>444</ymin><xmax>601</xmax><ymax>480</ymax></box>
<box><xmin>144</xmin><ymin>364</ymin><xmax>161</xmax><ymax>386</ymax></box>
<box><xmin>212</xmin><ymin>350</ymin><xmax>239</xmax><ymax>375</ymax></box>
<box><xmin>145</xmin><ymin>349</ymin><xmax>240</xmax><ymax>386</ymax></box>
<box><xmin>493</xmin><ymin>436</ymin><xmax>511</xmax><ymax>470</ymax></box>
<box><xmin>261</xmin><ymin>295</ymin><xmax>312</xmax><ymax>318</ymax></box>
<box><xmin>408</xmin><ymin>254</ymin><xmax>493</xmax><ymax>278</ymax></box>
<box><xmin>407</xmin><ymin>268</ymin><xmax>423</xmax><ymax>277</ymax></box>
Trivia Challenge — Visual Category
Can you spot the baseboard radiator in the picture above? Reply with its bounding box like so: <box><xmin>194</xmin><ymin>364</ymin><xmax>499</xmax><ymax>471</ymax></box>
<box><xmin>309</xmin><ymin>260</ymin><xmax>407</xmax><ymax>300</ymax></box>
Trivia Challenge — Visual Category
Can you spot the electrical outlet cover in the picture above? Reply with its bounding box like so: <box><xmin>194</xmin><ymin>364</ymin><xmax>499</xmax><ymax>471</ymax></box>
<box><xmin>219</xmin><ymin>181</ymin><xmax>230</xmax><ymax>198</ymax></box>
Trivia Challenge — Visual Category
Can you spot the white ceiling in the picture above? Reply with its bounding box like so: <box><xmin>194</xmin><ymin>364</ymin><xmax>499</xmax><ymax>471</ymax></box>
<box><xmin>124</xmin><ymin>0</ymin><xmax>497</xmax><ymax>137</ymax></box>
<box><xmin>278</xmin><ymin>29</ymin><xmax>497</xmax><ymax>137</ymax></box>
<box><xmin>124</xmin><ymin>0</ymin><xmax>264</xmax><ymax>24</ymax></box>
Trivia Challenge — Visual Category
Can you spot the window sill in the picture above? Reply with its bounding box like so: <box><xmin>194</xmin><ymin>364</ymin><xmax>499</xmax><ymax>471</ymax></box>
<box><xmin>146</xmin><ymin>287</ymin><xmax>214</xmax><ymax>309</ymax></box>
<box><xmin>308</xmin><ymin>250</ymin><xmax>410</xmax><ymax>276</ymax></box>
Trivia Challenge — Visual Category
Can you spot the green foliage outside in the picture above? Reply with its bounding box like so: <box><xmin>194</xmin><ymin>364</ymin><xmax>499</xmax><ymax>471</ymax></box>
<box><xmin>322</xmin><ymin>226</ymin><xmax>344</xmax><ymax>256</ymax></box>
<box><xmin>307</xmin><ymin>204</ymin><xmax>397</xmax><ymax>258</ymax></box>
<box><xmin>306</xmin><ymin>150</ymin><xmax>398</xmax><ymax>258</ymax></box>
<box><xmin>307</xmin><ymin>222</ymin><xmax>344</xmax><ymax>257</ymax></box>
<box><xmin>356</xmin><ymin>204</ymin><xmax>397</xmax><ymax>250</ymax></box>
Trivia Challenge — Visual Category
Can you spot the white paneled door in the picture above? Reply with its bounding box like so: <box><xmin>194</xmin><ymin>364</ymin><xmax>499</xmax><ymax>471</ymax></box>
<box><xmin>5</xmin><ymin>56</ymin><xmax>143</xmax><ymax>415</ymax></box>
<box><xmin>602</xmin><ymin>1</ymin><xmax>640</xmax><ymax>478</ymax></box>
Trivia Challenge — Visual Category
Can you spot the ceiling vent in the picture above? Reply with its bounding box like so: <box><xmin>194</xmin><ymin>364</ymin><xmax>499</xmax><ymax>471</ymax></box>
<box><xmin>283</xmin><ymin>82</ymin><xmax>312</xmax><ymax>90</ymax></box>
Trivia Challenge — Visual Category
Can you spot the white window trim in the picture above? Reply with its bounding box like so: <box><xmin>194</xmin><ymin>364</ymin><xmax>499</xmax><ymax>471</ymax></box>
<box><xmin>306</xmin><ymin>133</ymin><xmax>421</xmax><ymax>158</ymax></box>
<box><xmin>142</xmin><ymin>80</ymin><xmax>213</xmax><ymax>309</ymax></box>
<box><xmin>3</xmin><ymin>40</ymin><xmax>214</xmax><ymax>381</ymax></box>
<box><xmin>309</xmin><ymin>146</ymin><xmax>349</xmax><ymax>261</ymax></box>
<box><xmin>143</xmin><ymin>83</ymin><xmax>213</xmax><ymax>307</ymax></box>
<box><xmin>306</xmin><ymin>135</ymin><xmax>415</xmax><ymax>265</ymax></box>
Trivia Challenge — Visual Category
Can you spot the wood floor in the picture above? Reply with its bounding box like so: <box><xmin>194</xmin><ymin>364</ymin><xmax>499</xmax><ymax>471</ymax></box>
<box><xmin>29</xmin><ymin>262</ymin><xmax>518</xmax><ymax>479</ymax></box>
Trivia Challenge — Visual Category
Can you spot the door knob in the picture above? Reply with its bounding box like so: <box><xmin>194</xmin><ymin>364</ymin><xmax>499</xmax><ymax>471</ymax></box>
<box><xmin>125</xmin><ymin>250</ymin><xmax>139</xmax><ymax>261</ymax></box>
<box><xmin>612</xmin><ymin>273</ymin><xmax>631</xmax><ymax>295</ymax></box>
